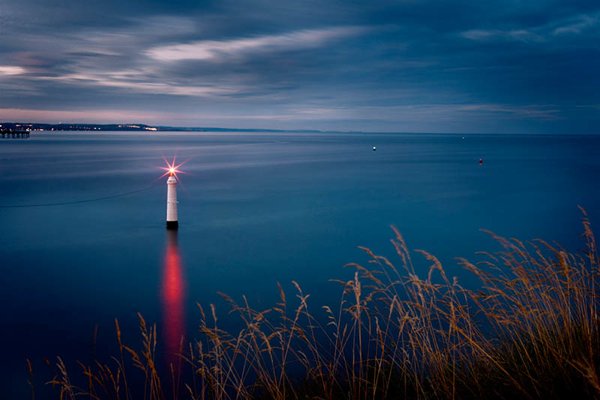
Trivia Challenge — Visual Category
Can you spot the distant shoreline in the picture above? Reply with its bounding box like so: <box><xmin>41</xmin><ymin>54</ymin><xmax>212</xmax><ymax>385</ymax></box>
<box><xmin>1</xmin><ymin>122</ymin><xmax>597</xmax><ymax>136</ymax></box>
<box><xmin>0</xmin><ymin>122</ymin><xmax>335</xmax><ymax>134</ymax></box>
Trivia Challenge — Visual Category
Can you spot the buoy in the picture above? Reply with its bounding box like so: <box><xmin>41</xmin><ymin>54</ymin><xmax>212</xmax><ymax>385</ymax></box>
<box><xmin>372</xmin><ymin>146</ymin><xmax>377</xmax><ymax>151</ymax></box>
<box><xmin>479</xmin><ymin>158</ymin><xmax>483</xmax><ymax>165</ymax></box>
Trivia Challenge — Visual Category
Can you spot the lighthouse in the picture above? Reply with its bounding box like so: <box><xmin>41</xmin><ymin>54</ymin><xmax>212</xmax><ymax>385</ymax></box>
<box><xmin>162</xmin><ymin>159</ymin><xmax>182</xmax><ymax>230</ymax></box>
<box><xmin>166</xmin><ymin>171</ymin><xmax>178</xmax><ymax>229</ymax></box>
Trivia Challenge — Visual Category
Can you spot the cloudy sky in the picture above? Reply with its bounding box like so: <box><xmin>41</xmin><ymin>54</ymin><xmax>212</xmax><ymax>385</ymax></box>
<box><xmin>0</xmin><ymin>0</ymin><xmax>598</xmax><ymax>133</ymax></box>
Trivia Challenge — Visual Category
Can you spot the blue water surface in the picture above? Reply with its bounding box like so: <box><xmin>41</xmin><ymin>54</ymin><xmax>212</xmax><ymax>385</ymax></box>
<box><xmin>1</xmin><ymin>131</ymin><xmax>599</xmax><ymax>398</ymax></box>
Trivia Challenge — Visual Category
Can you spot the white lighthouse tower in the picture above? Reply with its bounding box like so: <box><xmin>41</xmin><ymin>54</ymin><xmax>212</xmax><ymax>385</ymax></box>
<box><xmin>166</xmin><ymin>168</ymin><xmax>179</xmax><ymax>230</ymax></box>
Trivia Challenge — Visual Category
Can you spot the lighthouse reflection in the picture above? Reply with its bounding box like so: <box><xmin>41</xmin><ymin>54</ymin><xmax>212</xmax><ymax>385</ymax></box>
<box><xmin>162</xmin><ymin>230</ymin><xmax>186</xmax><ymax>366</ymax></box>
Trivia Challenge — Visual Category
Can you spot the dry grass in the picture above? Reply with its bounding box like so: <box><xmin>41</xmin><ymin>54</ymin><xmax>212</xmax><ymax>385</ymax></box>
<box><xmin>39</xmin><ymin>211</ymin><xmax>600</xmax><ymax>399</ymax></box>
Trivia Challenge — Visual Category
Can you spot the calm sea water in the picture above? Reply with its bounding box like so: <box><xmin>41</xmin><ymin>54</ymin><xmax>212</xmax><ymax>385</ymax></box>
<box><xmin>1</xmin><ymin>131</ymin><xmax>599</xmax><ymax>397</ymax></box>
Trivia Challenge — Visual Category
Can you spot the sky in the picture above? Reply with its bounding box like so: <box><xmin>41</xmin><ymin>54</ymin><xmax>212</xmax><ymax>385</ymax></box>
<box><xmin>0</xmin><ymin>0</ymin><xmax>598</xmax><ymax>133</ymax></box>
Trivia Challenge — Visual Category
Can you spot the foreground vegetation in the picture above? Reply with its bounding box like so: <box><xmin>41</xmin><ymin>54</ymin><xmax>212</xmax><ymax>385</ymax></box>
<box><xmin>41</xmin><ymin>210</ymin><xmax>599</xmax><ymax>399</ymax></box>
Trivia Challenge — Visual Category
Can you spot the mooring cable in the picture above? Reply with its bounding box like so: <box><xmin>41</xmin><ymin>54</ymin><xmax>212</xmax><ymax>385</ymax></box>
<box><xmin>0</xmin><ymin>183</ymin><xmax>159</xmax><ymax>208</ymax></box>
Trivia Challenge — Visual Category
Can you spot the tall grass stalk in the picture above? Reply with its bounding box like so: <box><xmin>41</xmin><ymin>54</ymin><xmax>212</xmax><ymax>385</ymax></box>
<box><xmin>43</xmin><ymin>214</ymin><xmax>600</xmax><ymax>399</ymax></box>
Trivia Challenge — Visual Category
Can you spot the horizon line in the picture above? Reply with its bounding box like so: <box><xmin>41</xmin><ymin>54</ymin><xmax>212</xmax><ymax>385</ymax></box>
<box><xmin>1</xmin><ymin>121</ymin><xmax>598</xmax><ymax>136</ymax></box>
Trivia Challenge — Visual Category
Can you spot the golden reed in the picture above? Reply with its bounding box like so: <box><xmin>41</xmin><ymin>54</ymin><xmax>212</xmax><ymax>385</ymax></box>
<box><xmin>39</xmin><ymin>209</ymin><xmax>599</xmax><ymax>399</ymax></box>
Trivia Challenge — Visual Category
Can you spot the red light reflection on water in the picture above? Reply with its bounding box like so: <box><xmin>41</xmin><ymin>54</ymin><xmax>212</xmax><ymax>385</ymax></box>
<box><xmin>162</xmin><ymin>230</ymin><xmax>185</xmax><ymax>366</ymax></box>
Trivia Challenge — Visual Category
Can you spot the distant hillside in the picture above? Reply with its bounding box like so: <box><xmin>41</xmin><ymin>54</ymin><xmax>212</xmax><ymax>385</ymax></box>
<box><xmin>0</xmin><ymin>122</ymin><xmax>325</xmax><ymax>133</ymax></box>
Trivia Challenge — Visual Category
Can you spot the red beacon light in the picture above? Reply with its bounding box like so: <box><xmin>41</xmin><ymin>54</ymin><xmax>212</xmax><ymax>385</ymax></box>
<box><xmin>161</xmin><ymin>158</ymin><xmax>183</xmax><ymax>179</ymax></box>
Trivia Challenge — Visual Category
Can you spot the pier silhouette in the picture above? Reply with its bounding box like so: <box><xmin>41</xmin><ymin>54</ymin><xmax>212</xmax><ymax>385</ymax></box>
<box><xmin>0</xmin><ymin>131</ymin><xmax>30</xmax><ymax>139</ymax></box>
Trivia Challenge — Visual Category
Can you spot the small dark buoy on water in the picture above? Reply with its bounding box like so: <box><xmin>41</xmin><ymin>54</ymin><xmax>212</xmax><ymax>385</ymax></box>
<box><xmin>479</xmin><ymin>158</ymin><xmax>484</xmax><ymax>165</ymax></box>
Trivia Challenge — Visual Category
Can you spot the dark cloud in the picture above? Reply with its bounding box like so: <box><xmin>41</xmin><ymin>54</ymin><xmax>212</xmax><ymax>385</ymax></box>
<box><xmin>0</xmin><ymin>0</ymin><xmax>598</xmax><ymax>132</ymax></box>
